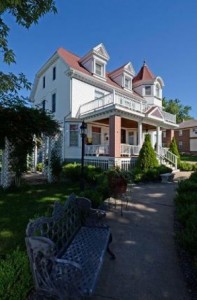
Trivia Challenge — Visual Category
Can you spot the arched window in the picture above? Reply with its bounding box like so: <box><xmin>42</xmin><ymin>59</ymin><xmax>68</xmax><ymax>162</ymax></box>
<box><xmin>156</xmin><ymin>83</ymin><xmax>160</xmax><ymax>98</ymax></box>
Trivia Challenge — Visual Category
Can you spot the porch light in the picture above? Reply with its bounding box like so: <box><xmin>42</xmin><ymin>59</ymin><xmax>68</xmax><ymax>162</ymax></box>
<box><xmin>80</xmin><ymin>121</ymin><xmax>87</xmax><ymax>190</ymax></box>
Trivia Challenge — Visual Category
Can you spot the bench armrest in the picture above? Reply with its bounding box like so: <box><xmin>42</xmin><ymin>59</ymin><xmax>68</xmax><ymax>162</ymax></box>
<box><xmin>55</xmin><ymin>258</ymin><xmax>82</xmax><ymax>271</ymax></box>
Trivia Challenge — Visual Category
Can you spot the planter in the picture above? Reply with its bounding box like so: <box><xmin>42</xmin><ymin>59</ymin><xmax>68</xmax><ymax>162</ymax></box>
<box><xmin>109</xmin><ymin>176</ymin><xmax>127</xmax><ymax>197</ymax></box>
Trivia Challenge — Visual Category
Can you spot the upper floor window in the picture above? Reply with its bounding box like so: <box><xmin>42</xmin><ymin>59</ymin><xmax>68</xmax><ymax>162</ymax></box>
<box><xmin>69</xmin><ymin>124</ymin><xmax>79</xmax><ymax>146</ymax></box>
<box><xmin>42</xmin><ymin>100</ymin><xmax>46</xmax><ymax>111</ymax></box>
<box><xmin>179</xmin><ymin>130</ymin><xmax>182</xmax><ymax>136</ymax></box>
<box><xmin>43</xmin><ymin>76</ymin><xmax>45</xmax><ymax>88</ymax></box>
<box><xmin>156</xmin><ymin>84</ymin><xmax>160</xmax><ymax>98</ymax></box>
<box><xmin>145</xmin><ymin>86</ymin><xmax>151</xmax><ymax>95</ymax></box>
<box><xmin>52</xmin><ymin>93</ymin><xmax>56</xmax><ymax>113</ymax></box>
<box><xmin>95</xmin><ymin>62</ymin><xmax>104</xmax><ymax>77</ymax></box>
<box><xmin>125</xmin><ymin>77</ymin><xmax>131</xmax><ymax>89</ymax></box>
<box><xmin>53</xmin><ymin>67</ymin><xmax>56</xmax><ymax>80</ymax></box>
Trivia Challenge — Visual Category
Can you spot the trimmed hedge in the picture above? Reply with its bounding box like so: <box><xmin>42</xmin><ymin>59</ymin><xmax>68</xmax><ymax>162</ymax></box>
<box><xmin>175</xmin><ymin>171</ymin><xmax>197</xmax><ymax>269</ymax></box>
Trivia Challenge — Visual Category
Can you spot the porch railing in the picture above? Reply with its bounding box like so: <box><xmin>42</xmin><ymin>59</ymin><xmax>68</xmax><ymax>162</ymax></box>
<box><xmin>77</xmin><ymin>91</ymin><xmax>177</xmax><ymax>124</ymax></box>
<box><xmin>121</xmin><ymin>144</ymin><xmax>140</xmax><ymax>156</ymax></box>
<box><xmin>85</xmin><ymin>144</ymin><xmax>109</xmax><ymax>156</ymax></box>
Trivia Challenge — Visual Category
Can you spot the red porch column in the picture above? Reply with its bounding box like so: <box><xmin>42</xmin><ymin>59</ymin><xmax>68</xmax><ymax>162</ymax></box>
<box><xmin>166</xmin><ymin>129</ymin><xmax>174</xmax><ymax>147</ymax></box>
<box><xmin>109</xmin><ymin>115</ymin><xmax>121</xmax><ymax>157</ymax></box>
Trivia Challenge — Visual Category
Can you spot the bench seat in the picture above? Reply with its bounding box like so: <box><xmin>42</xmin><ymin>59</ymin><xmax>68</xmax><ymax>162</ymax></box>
<box><xmin>61</xmin><ymin>226</ymin><xmax>110</xmax><ymax>295</ymax></box>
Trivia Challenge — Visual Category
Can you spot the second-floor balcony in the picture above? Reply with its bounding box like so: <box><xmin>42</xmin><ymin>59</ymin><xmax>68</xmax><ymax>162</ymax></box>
<box><xmin>77</xmin><ymin>91</ymin><xmax>177</xmax><ymax>124</ymax></box>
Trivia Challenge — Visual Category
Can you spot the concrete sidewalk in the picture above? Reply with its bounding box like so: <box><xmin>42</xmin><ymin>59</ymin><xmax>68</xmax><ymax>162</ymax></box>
<box><xmin>89</xmin><ymin>182</ymin><xmax>190</xmax><ymax>300</ymax></box>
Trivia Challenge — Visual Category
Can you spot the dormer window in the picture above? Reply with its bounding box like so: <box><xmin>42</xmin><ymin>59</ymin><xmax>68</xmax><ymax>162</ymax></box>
<box><xmin>95</xmin><ymin>62</ymin><xmax>104</xmax><ymax>77</ymax></box>
<box><xmin>125</xmin><ymin>77</ymin><xmax>131</xmax><ymax>89</ymax></box>
<box><xmin>145</xmin><ymin>86</ymin><xmax>151</xmax><ymax>95</ymax></box>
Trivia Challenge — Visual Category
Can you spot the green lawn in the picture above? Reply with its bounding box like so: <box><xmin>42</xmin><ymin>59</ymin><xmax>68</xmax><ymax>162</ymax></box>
<box><xmin>181</xmin><ymin>154</ymin><xmax>197</xmax><ymax>162</ymax></box>
<box><xmin>0</xmin><ymin>182</ymin><xmax>80</xmax><ymax>256</ymax></box>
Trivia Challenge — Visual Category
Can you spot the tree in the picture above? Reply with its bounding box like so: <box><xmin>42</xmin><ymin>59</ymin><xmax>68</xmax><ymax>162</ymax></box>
<box><xmin>162</xmin><ymin>98</ymin><xmax>193</xmax><ymax>124</ymax></box>
<box><xmin>169</xmin><ymin>136</ymin><xmax>180</xmax><ymax>166</ymax></box>
<box><xmin>136</xmin><ymin>134</ymin><xmax>159</xmax><ymax>171</ymax></box>
<box><xmin>0</xmin><ymin>0</ymin><xmax>57</xmax><ymax>106</ymax></box>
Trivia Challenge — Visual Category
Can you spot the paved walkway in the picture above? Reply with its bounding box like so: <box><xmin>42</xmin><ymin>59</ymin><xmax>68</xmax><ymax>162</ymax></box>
<box><xmin>89</xmin><ymin>182</ymin><xmax>190</xmax><ymax>300</ymax></box>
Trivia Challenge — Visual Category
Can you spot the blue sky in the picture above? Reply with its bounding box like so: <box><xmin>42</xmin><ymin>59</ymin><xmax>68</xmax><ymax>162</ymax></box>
<box><xmin>2</xmin><ymin>0</ymin><xmax>197</xmax><ymax>117</ymax></box>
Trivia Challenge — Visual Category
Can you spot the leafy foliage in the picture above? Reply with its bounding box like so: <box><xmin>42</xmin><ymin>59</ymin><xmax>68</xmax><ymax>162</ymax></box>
<box><xmin>0</xmin><ymin>106</ymin><xmax>59</xmax><ymax>185</ymax></box>
<box><xmin>169</xmin><ymin>136</ymin><xmax>180</xmax><ymax>165</ymax></box>
<box><xmin>175</xmin><ymin>171</ymin><xmax>197</xmax><ymax>268</ymax></box>
<box><xmin>136</xmin><ymin>134</ymin><xmax>158</xmax><ymax>171</ymax></box>
<box><xmin>162</xmin><ymin>97</ymin><xmax>193</xmax><ymax>123</ymax></box>
<box><xmin>0</xmin><ymin>249</ymin><xmax>32</xmax><ymax>300</ymax></box>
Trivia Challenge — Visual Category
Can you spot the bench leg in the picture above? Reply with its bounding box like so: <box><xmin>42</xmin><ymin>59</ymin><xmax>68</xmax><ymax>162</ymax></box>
<box><xmin>107</xmin><ymin>233</ymin><xmax>116</xmax><ymax>260</ymax></box>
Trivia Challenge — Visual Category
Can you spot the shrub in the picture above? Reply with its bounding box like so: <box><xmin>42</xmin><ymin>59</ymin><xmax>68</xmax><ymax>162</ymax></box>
<box><xmin>0</xmin><ymin>249</ymin><xmax>32</xmax><ymax>300</ymax></box>
<box><xmin>62</xmin><ymin>163</ymin><xmax>81</xmax><ymax>182</ymax></box>
<box><xmin>36</xmin><ymin>162</ymin><xmax>43</xmax><ymax>172</ymax></box>
<box><xmin>169</xmin><ymin>137</ymin><xmax>180</xmax><ymax>165</ymax></box>
<box><xmin>79</xmin><ymin>189</ymin><xmax>103</xmax><ymax>208</ymax></box>
<box><xmin>179</xmin><ymin>161</ymin><xmax>193</xmax><ymax>171</ymax></box>
<box><xmin>158</xmin><ymin>164</ymin><xmax>172</xmax><ymax>174</ymax></box>
<box><xmin>176</xmin><ymin>179</ymin><xmax>197</xmax><ymax>194</ymax></box>
<box><xmin>136</xmin><ymin>134</ymin><xmax>158</xmax><ymax>171</ymax></box>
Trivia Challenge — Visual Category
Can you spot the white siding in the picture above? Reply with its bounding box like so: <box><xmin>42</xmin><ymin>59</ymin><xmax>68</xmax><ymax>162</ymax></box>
<box><xmin>71</xmin><ymin>78</ymin><xmax>109</xmax><ymax>117</ymax></box>
<box><xmin>33</xmin><ymin>58</ymin><xmax>70</xmax><ymax>124</ymax></box>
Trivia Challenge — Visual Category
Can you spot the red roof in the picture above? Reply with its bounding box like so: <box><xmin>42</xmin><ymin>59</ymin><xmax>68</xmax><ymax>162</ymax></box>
<box><xmin>57</xmin><ymin>47</ymin><xmax>144</xmax><ymax>99</ymax></box>
<box><xmin>133</xmin><ymin>62</ymin><xmax>155</xmax><ymax>83</ymax></box>
<box><xmin>57</xmin><ymin>48</ymin><xmax>121</xmax><ymax>89</ymax></box>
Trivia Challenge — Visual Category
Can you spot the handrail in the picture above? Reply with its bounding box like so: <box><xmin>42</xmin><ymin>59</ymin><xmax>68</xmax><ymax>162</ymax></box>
<box><xmin>158</xmin><ymin>146</ymin><xmax>177</xmax><ymax>169</ymax></box>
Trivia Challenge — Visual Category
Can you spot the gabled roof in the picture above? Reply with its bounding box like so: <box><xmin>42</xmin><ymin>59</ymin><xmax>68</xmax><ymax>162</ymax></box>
<box><xmin>57</xmin><ymin>48</ymin><xmax>142</xmax><ymax>98</ymax></box>
<box><xmin>133</xmin><ymin>62</ymin><xmax>155</xmax><ymax>83</ymax></box>
<box><xmin>178</xmin><ymin>119</ymin><xmax>197</xmax><ymax>129</ymax></box>
<box><xmin>109</xmin><ymin>62</ymin><xmax>135</xmax><ymax>77</ymax></box>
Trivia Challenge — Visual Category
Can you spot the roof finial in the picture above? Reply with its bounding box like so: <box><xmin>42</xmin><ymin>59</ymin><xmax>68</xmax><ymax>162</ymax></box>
<box><xmin>143</xmin><ymin>60</ymin><xmax>146</xmax><ymax>66</ymax></box>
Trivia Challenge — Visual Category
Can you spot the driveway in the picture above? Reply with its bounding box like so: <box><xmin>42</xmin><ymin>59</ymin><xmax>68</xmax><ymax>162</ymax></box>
<box><xmin>89</xmin><ymin>182</ymin><xmax>190</xmax><ymax>300</ymax></box>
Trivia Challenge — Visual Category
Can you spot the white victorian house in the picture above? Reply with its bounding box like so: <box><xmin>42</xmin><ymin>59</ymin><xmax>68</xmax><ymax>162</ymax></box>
<box><xmin>30</xmin><ymin>43</ymin><xmax>178</xmax><ymax>170</ymax></box>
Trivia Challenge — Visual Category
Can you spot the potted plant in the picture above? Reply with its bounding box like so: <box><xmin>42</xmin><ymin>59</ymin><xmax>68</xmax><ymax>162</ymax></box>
<box><xmin>107</xmin><ymin>167</ymin><xmax>128</xmax><ymax>198</ymax></box>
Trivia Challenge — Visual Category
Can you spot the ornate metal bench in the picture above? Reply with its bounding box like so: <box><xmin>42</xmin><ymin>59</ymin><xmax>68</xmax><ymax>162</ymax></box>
<box><xmin>25</xmin><ymin>194</ymin><xmax>115</xmax><ymax>299</ymax></box>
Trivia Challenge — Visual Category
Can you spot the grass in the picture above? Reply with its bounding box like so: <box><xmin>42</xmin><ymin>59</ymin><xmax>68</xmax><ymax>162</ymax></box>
<box><xmin>180</xmin><ymin>154</ymin><xmax>197</xmax><ymax>162</ymax></box>
<box><xmin>0</xmin><ymin>182</ymin><xmax>80</xmax><ymax>256</ymax></box>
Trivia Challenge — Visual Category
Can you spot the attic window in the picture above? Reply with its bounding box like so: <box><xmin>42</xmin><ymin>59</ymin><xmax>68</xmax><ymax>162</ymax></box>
<box><xmin>125</xmin><ymin>77</ymin><xmax>131</xmax><ymax>89</ymax></box>
<box><xmin>145</xmin><ymin>86</ymin><xmax>151</xmax><ymax>96</ymax></box>
<box><xmin>95</xmin><ymin>62</ymin><xmax>104</xmax><ymax>77</ymax></box>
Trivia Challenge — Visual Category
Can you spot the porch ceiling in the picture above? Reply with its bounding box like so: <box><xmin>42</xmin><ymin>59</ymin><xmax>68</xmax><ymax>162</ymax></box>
<box><xmin>93</xmin><ymin>118</ymin><xmax>156</xmax><ymax>130</ymax></box>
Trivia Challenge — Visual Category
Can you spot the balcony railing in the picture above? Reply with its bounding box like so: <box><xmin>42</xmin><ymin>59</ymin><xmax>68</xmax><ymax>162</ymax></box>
<box><xmin>78</xmin><ymin>91</ymin><xmax>176</xmax><ymax>124</ymax></box>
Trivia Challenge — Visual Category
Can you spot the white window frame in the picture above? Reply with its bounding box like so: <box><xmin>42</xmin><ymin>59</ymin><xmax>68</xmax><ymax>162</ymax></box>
<box><xmin>125</xmin><ymin>77</ymin><xmax>131</xmax><ymax>89</ymax></box>
<box><xmin>156</xmin><ymin>83</ymin><xmax>160</xmax><ymax>98</ymax></box>
<box><xmin>69</xmin><ymin>124</ymin><xmax>79</xmax><ymax>147</ymax></box>
<box><xmin>95</xmin><ymin>61</ymin><xmax>104</xmax><ymax>77</ymax></box>
<box><xmin>145</xmin><ymin>86</ymin><xmax>151</xmax><ymax>96</ymax></box>
<box><xmin>179</xmin><ymin>130</ymin><xmax>182</xmax><ymax>136</ymax></box>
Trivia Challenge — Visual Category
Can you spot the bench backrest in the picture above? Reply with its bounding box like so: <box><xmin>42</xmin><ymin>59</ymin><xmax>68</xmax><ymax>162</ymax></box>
<box><xmin>26</xmin><ymin>196</ymin><xmax>82</xmax><ymax>255</ymax></box>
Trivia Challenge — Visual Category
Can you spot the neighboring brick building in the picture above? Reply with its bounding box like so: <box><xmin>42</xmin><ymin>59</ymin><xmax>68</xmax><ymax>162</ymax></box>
<box><xmin>163</xmin><ymin>120</ymin><xmax>197</xmax><ymax>154</ymax></box>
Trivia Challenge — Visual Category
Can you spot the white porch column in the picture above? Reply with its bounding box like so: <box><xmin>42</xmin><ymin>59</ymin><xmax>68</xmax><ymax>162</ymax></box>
<box><xmin>156</xmin><ymin>126</ymin><xmax>161</xmax><ymax>153</ymax></box>
<box><xmin>138</xmin><ymin>122</ymin><xmax>143</xmax><ymax>147</ymax></box>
